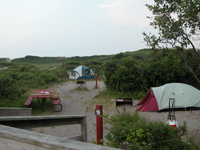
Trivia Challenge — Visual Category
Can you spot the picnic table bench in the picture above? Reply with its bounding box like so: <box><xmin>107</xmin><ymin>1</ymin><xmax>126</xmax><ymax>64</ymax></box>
<box><xmin>24</xmin><ymin>89</ymin><xmax>62</xmax><ymax>112</ymax></box>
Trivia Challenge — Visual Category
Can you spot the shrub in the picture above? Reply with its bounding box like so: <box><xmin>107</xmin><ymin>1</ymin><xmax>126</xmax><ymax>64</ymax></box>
<box><xmin>104</xmin><ymin>50</ymin><xmax>200</xmax><ymax>93</ymax></box>
<box><xmin>0</xmin><ymin>67</ymin><xmax>59</xmax><ymax>107</ymax></box>
<box><xmin>19</xmin><ymin>65</ymin><xmax>27</xmax><ymax>72</ymax></box>
<box><xmin>105</xmin><ymin>112</ymin><xmax>200</xmax><ymax>150</ymax></box>
<box><xmin>126</xmin><ymin>122</ymin><xmax>189</xmax><ymax>150</ymax></box>
<box><xmin>0</xmin><ymin>73</ymin><xmax>25</xmax><ymax>100</ymax></box>
<box><xmin>105</xmin><ymin>112</ymin><xmax>146</xmax><ymax>149</ymax></box>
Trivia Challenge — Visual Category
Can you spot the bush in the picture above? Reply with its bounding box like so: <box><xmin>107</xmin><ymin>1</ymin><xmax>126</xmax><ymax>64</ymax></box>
<box><xmin>0</xmin><ymin>67</ymin><xmax>59</xmax><ymax>107</ymax></box>
<box><xmin>126</xmin><ymin>122</ymin><xmax>189</xmax><ymax>150</ymax></box>
<box><xmin>0</xmin><ymin>73</ymin><xmax>25</xmax><ymax>100</ymax></box>
<box><xmin>104</xmin><ymin>50</ymin><xmax>200</xmax><ymax>93</ymax></box>
<box><xmin>104</xmin><ymin>58</ymin><xmax>147</xmax><ymax>93</ymax></box>
<box><xmin>105</xmin><ymin>112</ymin><xmax>146</xmax><ymax>149</ymax></box>
<box><xmin>105</xmin><ymin>112</ymin><xmax>200</xmax><ymax>150</ymax></box>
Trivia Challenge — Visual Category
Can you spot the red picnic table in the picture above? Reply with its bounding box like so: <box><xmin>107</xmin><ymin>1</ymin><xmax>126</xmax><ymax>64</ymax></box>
<box><xmin>24</xmin><ymin>89</ymin><xmax>62</xmax><ymax>112</ymax></box>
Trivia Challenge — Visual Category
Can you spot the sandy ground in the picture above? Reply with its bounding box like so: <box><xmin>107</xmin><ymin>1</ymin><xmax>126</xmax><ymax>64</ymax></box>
<box><xmin>33</xmin><ymin>81</ymin><xmax>200</xmax><ymax>143</ymax></box>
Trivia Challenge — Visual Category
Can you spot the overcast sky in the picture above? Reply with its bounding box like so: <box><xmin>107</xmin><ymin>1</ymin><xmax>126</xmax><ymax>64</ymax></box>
<box><xmin>0</xmin><ymin>0</ymin><xmax>154</xmax><ymax>59</ymax></box>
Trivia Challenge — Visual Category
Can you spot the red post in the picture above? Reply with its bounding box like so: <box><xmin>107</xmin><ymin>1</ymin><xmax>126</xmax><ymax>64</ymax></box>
<box><xmin>95</xmin><ymin>74</ymin><xmax>98</xmax><ymax>89</ymax></box>
<box><xmin>96</xmin><ymin>105</ymin><xmax>103</xmax><ymax>145</ymax></box>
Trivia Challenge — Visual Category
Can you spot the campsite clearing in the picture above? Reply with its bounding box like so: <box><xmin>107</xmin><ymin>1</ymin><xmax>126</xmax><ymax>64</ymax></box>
<box><xmin>32</xmin><ymin>81</ymin><xmax>200</xmax><ymax>142</ymax></box>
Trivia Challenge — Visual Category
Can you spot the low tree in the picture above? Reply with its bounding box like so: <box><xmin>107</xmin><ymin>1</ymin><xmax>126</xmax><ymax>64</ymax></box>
<box><xmin>104</xmin><ymin>57</ymin><xmax>146</xmax><ymax>93</ymax></box>
<box><xmin>145</xmin><ymin>51</ymin><xmax>187</xmax><ymax>87</ymax></box>
<box><xmin>143</xmin><ymin>0</ymin><xmax>200</xmax><ymax>84</ymax></box>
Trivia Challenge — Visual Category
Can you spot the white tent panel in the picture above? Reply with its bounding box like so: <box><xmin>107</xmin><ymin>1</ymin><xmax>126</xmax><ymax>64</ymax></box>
<box><xmin>152</xmin><ymin>83</ymin><xmax>200</xmax><ymax>110</ymax></box>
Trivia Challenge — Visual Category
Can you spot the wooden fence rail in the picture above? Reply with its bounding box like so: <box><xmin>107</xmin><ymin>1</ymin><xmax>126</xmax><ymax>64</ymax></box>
<box><xmin>0</xmin><ymin>115</ymin><xmax>87</xmax><ymax>142</ymax></box>
<box><xmin>0</xmin><ymin>115</ymin><xmax>120</xmax><ymax>150</ymax></box>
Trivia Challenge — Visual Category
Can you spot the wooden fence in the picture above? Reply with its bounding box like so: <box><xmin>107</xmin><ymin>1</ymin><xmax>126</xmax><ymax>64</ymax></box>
<box><xmin>0</xmin><ymin>115</ymin><xmax>87</xmax><ymax>142</ymax></box>
<box><xmin>0</xmin><ymin>115</ymin><xmax>120</xmax><ymax>150</ymax></box>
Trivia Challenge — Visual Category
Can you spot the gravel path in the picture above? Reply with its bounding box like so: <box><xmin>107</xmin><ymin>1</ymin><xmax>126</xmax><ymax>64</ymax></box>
<box><xmin>33</xmin><ymin>81</ymin><xmax>200</xmax><ymax>143</ymax></box>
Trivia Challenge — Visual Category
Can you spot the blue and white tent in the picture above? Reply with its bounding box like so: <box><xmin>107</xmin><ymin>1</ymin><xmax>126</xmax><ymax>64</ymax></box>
<box><xmin>69</xmin><ymin>65</ymin><xmax>94</xmax><ymax>80</ymax></box>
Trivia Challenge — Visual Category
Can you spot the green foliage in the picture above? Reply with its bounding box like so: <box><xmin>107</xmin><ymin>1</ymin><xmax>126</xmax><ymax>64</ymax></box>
<box><xmin>104</xmin><ymin>57</ymin><xmax>147</xmax><ymax>93</ymax></box>
<box><xmin>106</xmin><ymin>112</ymin><xmax>200</xmax><ymax>150</ymax></box>
<box><xmin>0</xmin><ymin>62</ymin><xmax>14</xmax><ymax>68</ymax></box>
<box><xmin>143</xmin><ymin>0</ymin><xmax>200</xmax><ymax>84</ymax></box>
<box><xmin>0</xmin><ymin>65</ymin><xmax>60</xmax><ymax>107</ymax></box>
<box><xmin>19</xmin><ymin>65</ymin><xmax>27</xmax><ymax>72</ymax></box>
<box><xmin>0</xmin><ymin>72</ymin><xmax>26</xmax><ymax>100</ymax></box>
<box><xmin>2</xmin><ymin>47</ymin><xmax>200</xmax><ymax>108</ymax></box>
<box><xmin>105</xmin><ymin>112</ymin><xmax>146</xmax><ymax>149</ymax></box>
<box><xmin>104</xmin><ymin>49</ymin><xmax>200</xmax><ymax>94</ymax></box>
<box><xmin>126</xmin><ymin>121</ymin><xmax>192</xmax><ymax>150</ymax></box>
<box><xmin>60</xmin><ymin>49</ymin><xmax>157</xmax><ymax>84</ymax></box>
<box><xmin>145</xmin><ymin>51</ymin><xmax>187</xmax><ymax>87</ymax></box>
<box><xmin>12</xmin><ymin>55</ymin><xmax>67</xmax><ymax>64</ymax></box>
<box><xmin>144</xmin><ymin>0</ymin><xmax>200</xmax><ymax>51</ymax></box>
<box><xmin>66</xmin><ymin>55</ymin><xmax>113</xmax><ymax>62</ymax></box>
<box><xmin>126</xmin><ymin>128</ymin><xmax>152</xmax><ymax>149</ymax></box>
<box><xmin>0</xmin><ymin>58</ymin><xmax>8</xmax><ymax>62</ymax></box>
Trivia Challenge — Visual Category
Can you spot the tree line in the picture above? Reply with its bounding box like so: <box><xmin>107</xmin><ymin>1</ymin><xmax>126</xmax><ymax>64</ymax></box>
<box><xmin>104</xmin><ymin>49</ymin><xmax>200</xmax><ymax>94</ymax></box>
